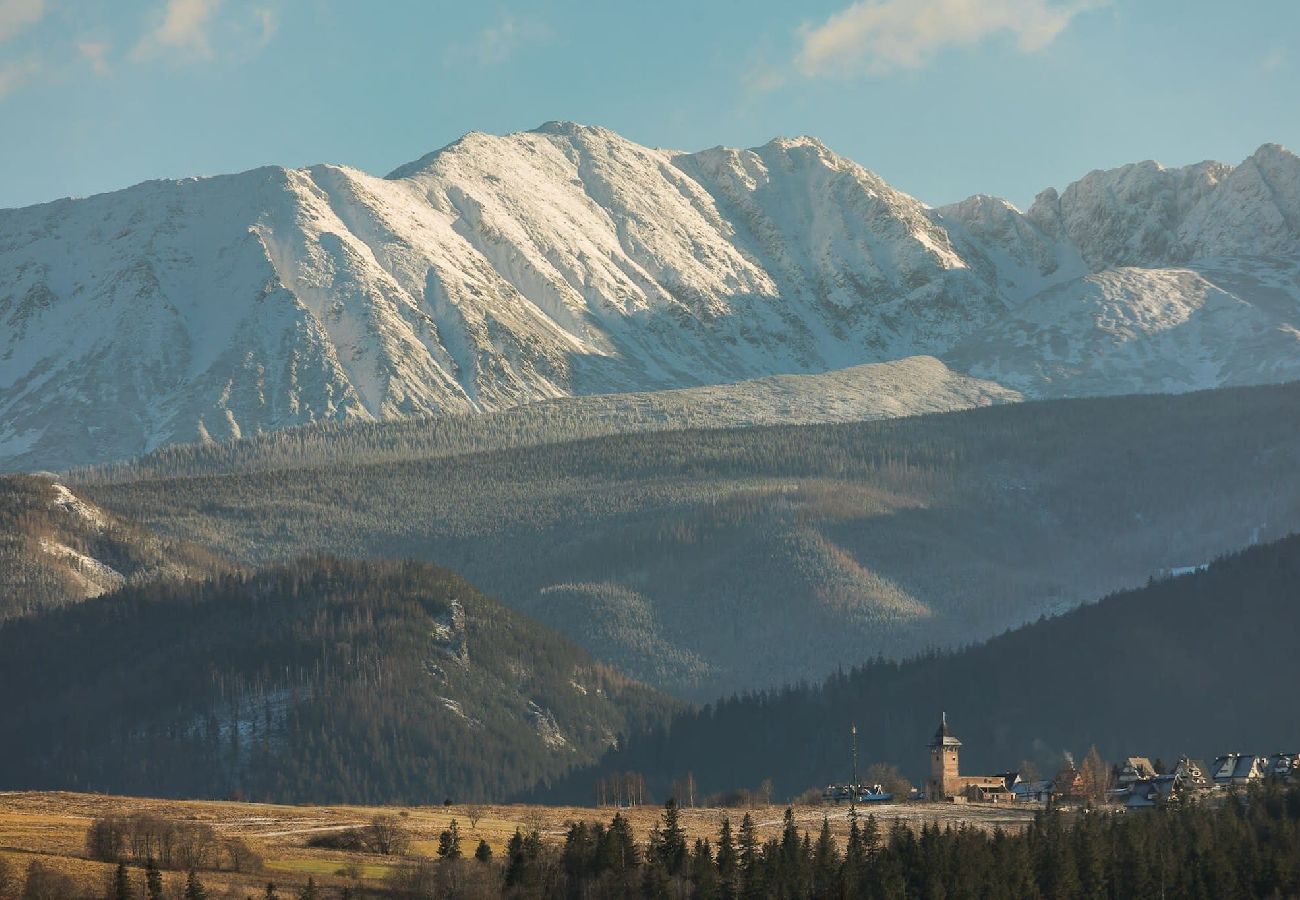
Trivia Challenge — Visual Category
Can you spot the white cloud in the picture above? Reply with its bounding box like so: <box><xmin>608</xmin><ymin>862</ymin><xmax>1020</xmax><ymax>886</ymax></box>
<box><xmin>131</xmin><ymin>0</ymin><xmax>222</xmax><ymax>61</ymax></box>
<box><xmin>0</xmin><ymin>55</ymin><xmax>38</xmax><ymax>97</ymax></box>
<box><xmin>252</xmin><ymin>6</ymin><xmax>277</xmax><ymax>50</ymax></box>
<box><xmin>795</xmin><ymin>0</ymin><xmax>1100</xmax><ymax>77</ymax></box>
<box><xmin>460</xmin><ymin>14</ymin><xmax>553</xmax><ymax>66</ymax></box>
<box><xmin>0</xmin><ymin>0</ymin><xmax>45</xmax><ymax>43</ymax></box>
<box><xmin>77</xmin><ymin>39</ymin><xmax>111</xmax><ymax>75</ymax></box>
<box><xmin>1261</xmin><ymin>47</ymin><xmax>1286</xmax><ymax>72</ymax></box>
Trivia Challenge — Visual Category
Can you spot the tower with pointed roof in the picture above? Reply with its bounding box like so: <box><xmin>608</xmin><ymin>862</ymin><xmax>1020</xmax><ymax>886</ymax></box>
<box><xmin>927</xmin><ymin>712</ymin><xmax>962</xmax><ymax>801</ymax></box>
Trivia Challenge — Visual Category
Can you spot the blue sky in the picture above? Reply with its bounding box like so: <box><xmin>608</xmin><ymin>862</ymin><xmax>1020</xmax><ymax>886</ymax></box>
<box><xmin>0</xmin><ymin>0</ymin><xmax>1296</xmax><ymax>210</ymax></box>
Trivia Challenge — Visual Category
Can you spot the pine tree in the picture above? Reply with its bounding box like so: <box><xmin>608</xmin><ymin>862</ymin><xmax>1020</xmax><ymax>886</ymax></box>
<box><xmin>776</xmin><ymin>807</ymin><xmax>804</xmax><ymax>898</ymax></box>
<box><xmin>475</xmin><ymin>838</ymin><xmax>493</xmax><ymax>862</ymax></box>
<box><xmin>654</xmin><ymin>799</ymin><xmax>688</xmax><ymax>876</ymax></box>
<box><xmin>437</xmin><ymin>819</ymin><xmax>463</xmax><ymax>859</ymax></box>
<box><xmin>144</xmin><ymin>858</ymin><xmax>163</xmax><ymax>900</ymax></box>
<box><xmin>715</xmin><ymin>816</ymin><xmax>739</xmax><ymax>900</ymax></box>
<box><xmin>183</xmin><ymin>870</ymin><xmax>207</xmax><ymax>900</ymax></box>
<box><xmin>691</xmin><ymin>838</ymin><xmax>721</xmax><ymax>900</ymax></box>
<box><xmin>110</xmin><ymin>861</ymin><xmax>131</xmax><ymax>900</ymax></box>
<box><xmin>738</xmin><ymin>813</ymin><xmax>763</xmax><ymax>899</ymax></box>
<box><xmin>813</xmin><ymin>817</ymin><xmax>839</xmax><ymax>898</ymax></box>
<box><xmin>842</xmin><ymin>809</ymin><xmax>866</xmax><ymax>895</ymax></box>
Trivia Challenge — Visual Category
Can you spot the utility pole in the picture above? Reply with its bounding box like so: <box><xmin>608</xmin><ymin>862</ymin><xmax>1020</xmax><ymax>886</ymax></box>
<box><xmin>851</xmin><ymin>724</ymin><xmax>860</xmax><ymax>811</ymax></box>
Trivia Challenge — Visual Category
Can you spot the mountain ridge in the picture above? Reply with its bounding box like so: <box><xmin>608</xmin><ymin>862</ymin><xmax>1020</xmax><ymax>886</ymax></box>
<box><xmin>2</xmin><ymin>124</ymin><xmax>1298</xmax><ymax>472</ymax></box>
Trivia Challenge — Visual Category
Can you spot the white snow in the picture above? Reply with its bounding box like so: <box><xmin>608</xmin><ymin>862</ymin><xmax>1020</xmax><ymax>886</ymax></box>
<box><xmin>0</xmin><ymin>127</ymin><xmax>1297</xmax><ymax>471</ymax></box>
<box><xmin>38</xmin><ymin>538</ymin><xmax>124</xmax><ymax>589</ymax></box>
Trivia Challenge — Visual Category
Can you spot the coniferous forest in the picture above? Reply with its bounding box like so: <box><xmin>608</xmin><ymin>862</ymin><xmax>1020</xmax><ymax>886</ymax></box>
<box><xmin>486</xmin><ymin>785</ymin><xmax>1300</xmax><ymax>900</ymax></box>
<box><xmin>0</xmin><ymin>557</ymin><xmax>676</xmax><ymax>803</ymax></box>
<box><xmin>545</xmin><ymin>533</ymin><xmax>1300</xmax><ymax>802</ymax></box>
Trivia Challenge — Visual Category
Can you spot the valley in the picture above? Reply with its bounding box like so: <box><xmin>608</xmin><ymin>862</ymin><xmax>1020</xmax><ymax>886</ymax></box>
<box><xmin>75</xmin><ymin>380</ymin><xmax>1300</xmax><ymax>699</ymax></box>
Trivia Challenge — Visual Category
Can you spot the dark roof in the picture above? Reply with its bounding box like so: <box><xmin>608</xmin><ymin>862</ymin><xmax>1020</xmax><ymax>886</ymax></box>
<box><xmin>929</xmin><ymin>712</ymin><xmax>962</xmax><ymax>748</ymax></box>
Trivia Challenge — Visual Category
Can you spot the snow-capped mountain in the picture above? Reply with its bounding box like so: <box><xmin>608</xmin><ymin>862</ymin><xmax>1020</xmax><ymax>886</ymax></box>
<box><xmin>1</xmin><ymin>125</ymin><xmax>1298</xmax><ymax>471</ymax></box>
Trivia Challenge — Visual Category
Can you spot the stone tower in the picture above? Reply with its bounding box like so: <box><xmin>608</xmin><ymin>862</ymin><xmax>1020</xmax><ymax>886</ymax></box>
<box><xmin>927</xmin><ymin>712</ymin><xmax>962</xmax><ymax>800</ymax></box>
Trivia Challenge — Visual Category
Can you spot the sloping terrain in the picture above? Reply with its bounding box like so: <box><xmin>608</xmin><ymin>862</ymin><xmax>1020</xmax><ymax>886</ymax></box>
<box><xmin>544</xmin><ymin>532</ymin><xmax>1300</xmax><ymax>803</ymax></box>
<box><xmin>80</xmin><ymin>381</ymin><xmax>1300</xmax><ymax>699</ymax></box>
<box><xmin>78</xmin><ymin>355</ymin><xmax>1018</xmax><ymax>483</ymax></box>
<box><xmin>2</xmin><ymin>124</ymin><xmax>1298</xmax><ymax>472</ymax></box>
<box><xmin>0</xmin><ymin>475</ymin><xmax>226</xmax><ymax>621</ymax></box>
<box><xmin>0</xmin><ymin>557</ymin><xmax>676</xmax><ymax>803</ymax></box>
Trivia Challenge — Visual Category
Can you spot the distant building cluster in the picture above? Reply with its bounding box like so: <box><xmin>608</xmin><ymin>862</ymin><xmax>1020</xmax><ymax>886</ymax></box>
<box><xmin>826</xmin><ymin>714</ymin><xmax>1299</xmax><ymax>809</ymax></box>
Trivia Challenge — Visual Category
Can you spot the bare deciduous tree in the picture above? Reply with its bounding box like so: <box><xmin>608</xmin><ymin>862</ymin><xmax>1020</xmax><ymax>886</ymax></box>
<box><xmin>365</xmin><ymin>816</ymin><xmax>411</xmax><ymax>856</ymax></box>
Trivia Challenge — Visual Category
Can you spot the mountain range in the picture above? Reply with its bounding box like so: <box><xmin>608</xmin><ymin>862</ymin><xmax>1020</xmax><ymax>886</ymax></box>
<box><xmin>2</xmin><ymin>124</ymin><xmax>1298</xmax><ymax>471</ymax></box>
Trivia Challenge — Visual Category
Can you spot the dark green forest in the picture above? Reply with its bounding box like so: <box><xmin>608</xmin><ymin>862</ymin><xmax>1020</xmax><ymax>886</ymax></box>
<box><xmin>543</xmin><ymin>533</ymin><xmax>1300</xmax><ymax>804</ymax></box>
<box><xmin>79</xmin><ymin>381</ymin><xmax>1300</xmax><ymax>698</ymax></box>
<box><xmin>0</xmin><ymin>557</ymin><xmax>676</xmax><ymax>803</ymax></box>
<box><xmin>481</xmin><ymin>786</ymin><xmax>1300</xmax><ymax>900</ymax></box>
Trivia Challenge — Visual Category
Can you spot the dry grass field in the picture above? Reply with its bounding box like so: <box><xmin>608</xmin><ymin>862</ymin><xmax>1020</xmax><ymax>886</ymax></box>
<box><xmin>0</xmin><ymin>791</ymin><xmax>1038</xmax><ymax>897</ymax></box>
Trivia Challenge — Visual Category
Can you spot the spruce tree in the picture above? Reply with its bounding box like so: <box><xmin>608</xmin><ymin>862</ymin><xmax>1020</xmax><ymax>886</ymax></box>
<box><xmin>183</xmin><ymin>870</ymin><xmax>207</xmax><ymax>900</ymax></box>
<box><xmin>655</xmin><ymin>799</ymin><xmax>688</xmax><ymax>876</ymax></box>
<box><xmin>812</xmin><ymin>817</ymin><xmax>838</xmax><ymax>899</ymax></box>
<box><xmin>437</xmin><ymin>819</ymin><xmax>463</xmax><ymax>859</ymax></box>
<box><xmin>691</xmin><ymin>838</ymin><xmax>721</xmax><ymax>900</ymax></box>
<box><xmin>474</xmin><ymin>838</ymin><xmax>493</xmax><ymax>862</ymax></box>
<box><xmin>715</xmin><ymin>816</ymin><xmax>739</xmax><ymax>900</ymax></box>
<box><xmin>144</xmin><ymin>858</ymin><xmax>163</xmax><ymax>900</ymax></box>
<box><xmin>111</xmin><ymin>860</ymin><xmax>131</xmax><ymax>900</ymax></box>
<box><xmin>737</xmin><ymin>813</ymin><xmax>763</xmax><ymax>899</ymax></box>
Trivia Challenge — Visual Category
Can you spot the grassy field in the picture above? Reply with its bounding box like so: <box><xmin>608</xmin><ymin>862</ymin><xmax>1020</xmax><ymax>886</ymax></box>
<box><xmin>0</xmin><ymin>791</ymin><xmax>1037</xmax><ymax>896</ymax></box>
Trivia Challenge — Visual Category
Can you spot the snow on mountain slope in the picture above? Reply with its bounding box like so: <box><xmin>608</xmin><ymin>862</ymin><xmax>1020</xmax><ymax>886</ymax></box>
<box><xmin>0</xmin><ymin>475</ymin><xmax>226</xmax><ymax>620</ymax></box>
<box><xmin>1024</xmin><ymin>143</ymin><xmax>1300</xmax><ymax>269</ymax></box>
<box><xmin>1</xmin><ymin>126</ymin><xmax>1298</xmax><ymax>472</ymax></box>
<box><xmin>946</xmin><ymin>263</ymin><xmax>1300</xmax><ymax>396</ymax></box>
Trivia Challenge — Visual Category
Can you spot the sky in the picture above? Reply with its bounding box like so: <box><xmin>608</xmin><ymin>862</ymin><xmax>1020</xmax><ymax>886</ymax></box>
<box><xmin>0</xmin><ymin>0</ymin><xmax>1296</xmax><ymax>211</ymax></box>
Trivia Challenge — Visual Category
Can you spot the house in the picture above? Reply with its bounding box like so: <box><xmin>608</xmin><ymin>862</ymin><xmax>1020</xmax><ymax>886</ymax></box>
<box><xmin>1211</xmin><ymin>753</ymin><xmax>1269</xmax><ymax>786</ymax></box>
<box><xmin>1124</xmin><ymin>774</ymin><xmax>1182</xmax><ymax>810</ymax></box>
<box><xmin>1117</xmin><ymin>757</ymin><xmax>1157</xmax><ymax>786</ymax></box>
<box><xmin>1267</xmin><ymin>753</ymin><xmax>1299</xmax><ymax>781</ymax></box>
<box><xmin>1171</xmin><ymin>757</ymin><xmax>1213</xmax><ymax>790</ymax></box>
<box><xmin>924</xmin><ymin>714</ymin><xmax>1016</xmax><ymax>802</ymax></box>
<box><xmin>1052</xmin><ymin>755</ymin><xmax>1086</xmax><ymax>802</ymax></box>
<box><xmin>1012</xmin><ymin>779</ymin><xmax>1054</xmax><ymax>804</ymax></box>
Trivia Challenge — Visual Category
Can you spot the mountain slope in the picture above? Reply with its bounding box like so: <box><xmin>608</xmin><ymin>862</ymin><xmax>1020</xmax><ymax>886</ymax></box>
<box><xmin>0</xmin><ymin>557</ymin><xmax>676</xmax><ymax>803</ymax></box>
<box><xmin>3</xmin><ymin>127</ymin><xmax>1299</xmax><ymax>471</ymax></box>
<box><xmin>0</xmin><ymin>475</ymin><xmax>227</xmax><ymax>621</ymax></box>
<box><xmin>78</xmin><ymin>355</ymin><xmax>1019</xmax><ymax>483</ymax></box>
<box><xmin>80</xmin><ymin>381</ymin><xmax>1300</xmax><ymax>699</ymax></box>
<box><xmin>542</xmin><ymin>532</ymin><xmax>1300</xmax><ymax>803</ymax></box>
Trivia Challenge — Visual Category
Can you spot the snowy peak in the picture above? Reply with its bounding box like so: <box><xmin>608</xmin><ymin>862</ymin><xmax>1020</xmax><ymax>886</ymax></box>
<box><xmin>1</xmin><ymin>126</ymin><xmax>1299</xmax><ymax>472</ymax></box>
<box><xmin>1026</xmin><ymin>156</ymin><xmax>1232</xmax><ymax>269</ymax></box>
<box><xmin>1178</xmin><ymin>143</ymin><xmax>1300</xmax><ymax>259</ymax></box>
<box><xmin>1027</xmin><ymin>143</ymin><xmax>1299</xmax><ymax>269</ymax></box>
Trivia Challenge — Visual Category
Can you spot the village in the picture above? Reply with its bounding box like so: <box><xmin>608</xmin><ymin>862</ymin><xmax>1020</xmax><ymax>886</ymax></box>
<box><xmin>822</xmin><ymin>713</ymin><xmax>1300</xmax><ymax>811</ymax></box>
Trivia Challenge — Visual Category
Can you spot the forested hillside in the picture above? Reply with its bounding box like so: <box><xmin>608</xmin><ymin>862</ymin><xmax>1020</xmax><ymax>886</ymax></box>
<box><xmin>542</xmin><ymin>533</ymin><xmax>1300</xmax><ymax>804</ymax></box>
<box><xmin>0</xmin><ymin>557</ymin><xmax>676</xmax><ymax>803</ymax></box>
<box><xmin>0</xmin><ymin>475</ymin><xmax>227</xmax><ymax>622</ymax></box>
<box><xmin>74</xmin><ymin>356</ymin><xmax>1016</xmax><ymax>484</ymax></box>
<box><xmin>81</xmin><ymin>381</ymin><xmax>1300</xmax><ymax>698</ymax></box>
